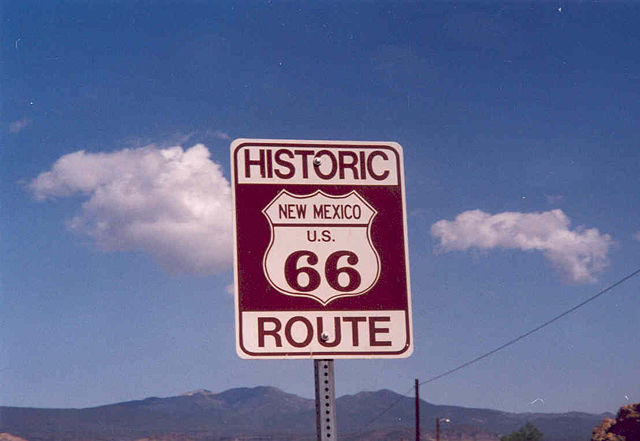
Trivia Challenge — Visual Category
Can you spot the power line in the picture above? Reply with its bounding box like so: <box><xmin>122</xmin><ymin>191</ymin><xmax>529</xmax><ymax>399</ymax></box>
<box><xmin>345</xmin><ymin>267</ymin><xmax>640</xmax><ymax>438</ymax></box>
<box><xmin>420</xmin><ymin>266</ymin><xmax>640</xmax><ymax>386</ymax></box>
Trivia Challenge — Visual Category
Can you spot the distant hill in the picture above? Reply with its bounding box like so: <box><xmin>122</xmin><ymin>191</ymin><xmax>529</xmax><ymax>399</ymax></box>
<box><xmin>0</xmin><ymin>386</ymin><xmax>612</xmax><ymax>441</ymax></box>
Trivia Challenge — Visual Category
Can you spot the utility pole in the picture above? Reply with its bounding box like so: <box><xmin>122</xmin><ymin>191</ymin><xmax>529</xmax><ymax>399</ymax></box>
<box><xmin>415</xmin><ymin>379</ymin><xmax>420</xmax><ymax>441</ymax></box>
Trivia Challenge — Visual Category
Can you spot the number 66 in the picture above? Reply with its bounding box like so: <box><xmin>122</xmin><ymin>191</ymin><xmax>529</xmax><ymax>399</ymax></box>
<box><xmin>284</xmin><ymin>250</ymin><xmax>361</xmax><ymax>293</ymax></box>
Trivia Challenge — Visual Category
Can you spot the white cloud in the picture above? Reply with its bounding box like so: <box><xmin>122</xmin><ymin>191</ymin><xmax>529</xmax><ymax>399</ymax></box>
<box><xmin>212</xmin><ymin>130</ymin><xmax>231</xmax><ymax>140</ymax></box>
<box><xmin>431</xmin><ymin>209</ymin><xmax>613</xmax><ymax>284</ymax></box>
<box><xmin>9</xmin><ymin>118</ymin><xmax>30</xmax><ymax>134</ymax></box>
<box><xmin>30</xmin><ymin>144</ymin><xmax>232</xmax><ymax>275</ymax></box>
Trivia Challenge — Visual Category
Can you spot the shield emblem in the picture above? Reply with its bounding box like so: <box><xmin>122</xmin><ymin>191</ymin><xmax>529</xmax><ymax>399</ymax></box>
<box><xmin>262</xmin><ymin>190</ymin><xmax>381</xmax><ymax>306</ymax></box>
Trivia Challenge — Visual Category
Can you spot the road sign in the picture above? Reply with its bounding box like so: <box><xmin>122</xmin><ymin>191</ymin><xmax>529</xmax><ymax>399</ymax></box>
<box><xmin>231</xmin><ymin>139</ymin><xmax>412</xmax><ymax>359</ymax></box>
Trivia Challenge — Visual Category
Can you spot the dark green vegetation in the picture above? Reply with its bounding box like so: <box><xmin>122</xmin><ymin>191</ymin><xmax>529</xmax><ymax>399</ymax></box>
<box><xmin>0</xmin><ymin>387</ymin><xmax>612</xmax><ymax>441</ymax></box>
<box><xmin>500</xmin><ymin>422</ymin><xmax>543</xmax><ymax>441</ymax></box>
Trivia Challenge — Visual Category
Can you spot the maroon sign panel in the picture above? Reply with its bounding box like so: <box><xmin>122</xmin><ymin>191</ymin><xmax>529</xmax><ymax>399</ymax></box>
<box><xmin>231</xmin><ymin>139</ymin><xmax>413</xmax><ymax>359</ymax></box>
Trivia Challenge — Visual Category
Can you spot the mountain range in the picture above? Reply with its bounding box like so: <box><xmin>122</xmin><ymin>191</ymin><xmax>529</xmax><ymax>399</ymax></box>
<box><xmin>0</xmin><ymin>386</ymin><xmax>613</xmax><ymax>441</ymax></box>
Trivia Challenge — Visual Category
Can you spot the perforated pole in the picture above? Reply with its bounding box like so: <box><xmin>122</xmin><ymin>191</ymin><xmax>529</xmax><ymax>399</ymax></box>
<box><xmin>415</xmin><ymin>379</ymin><xmax>420</xmax><ymax>441</ymax></box>
<box><xmin>315</xmin><ymin>359</ymin><xmax>337</xmax><ymax>441</ymax></box>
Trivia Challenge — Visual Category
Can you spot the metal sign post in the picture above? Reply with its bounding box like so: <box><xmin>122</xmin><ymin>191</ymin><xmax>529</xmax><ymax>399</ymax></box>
<box><xmin>415</xmin><ymin>379</ymin><xmax>420</xmax><ymax>441</ymax></box>
<box><xmin>314</xmin><ymin>359</ymin><xmax>337</xmax><ymax>441</ymax></box>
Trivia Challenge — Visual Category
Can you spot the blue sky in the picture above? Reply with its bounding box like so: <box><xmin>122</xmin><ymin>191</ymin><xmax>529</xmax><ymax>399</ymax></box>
<box><xmin>1</xmin><ymin>2</ymin><xmax>639</xmax><ymax>414</ymax></box>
